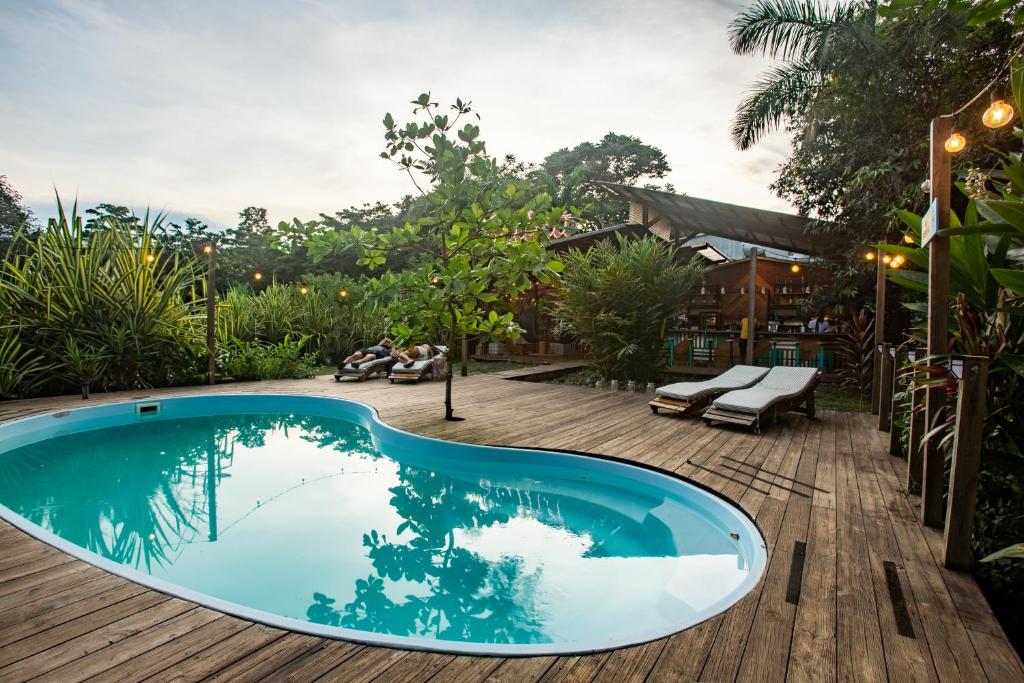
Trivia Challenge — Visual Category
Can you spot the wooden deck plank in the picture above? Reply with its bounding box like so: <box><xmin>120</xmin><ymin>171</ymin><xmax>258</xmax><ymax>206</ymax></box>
<box><xmin>0</xmin><ymin>598</ymin><xmax>194</xmax><ymax>680</ymax></box>
<box><xmin>0</xmin><ymin>373</ymin><xmax>1015</xmax><ymax>682</ymax></box>
<box><xmin>90</xmin><ymin>615</ymin><xmax>252</xmax><ymax>683</ymax></box>
<box><xmin>833</xmin><ymin>411</ymin><xmax>887</xmax><ymax>682</ymax></box>
<box><xmin>33</xmin><ymin>606</ymin><xmax>224</xmax><ymax>682</ymax></box>
<box><xmin>786</xmin><ymin>412</ymin><xmax>837</xmax><ymax>683</ymax></box>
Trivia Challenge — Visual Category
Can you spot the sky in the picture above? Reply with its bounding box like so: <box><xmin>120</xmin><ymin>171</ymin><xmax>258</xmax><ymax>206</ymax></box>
<box><xmin>0</xmin><ymin>0</ymin><xmax>792</xmax><ymax>229</ymax></box>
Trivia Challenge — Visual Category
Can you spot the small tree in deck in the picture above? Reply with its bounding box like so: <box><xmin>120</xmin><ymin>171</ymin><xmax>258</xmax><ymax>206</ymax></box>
<box><xmin>339</xmin><ymin>94</ymin><xmax>565</xmax><ymax>420</ymax></box>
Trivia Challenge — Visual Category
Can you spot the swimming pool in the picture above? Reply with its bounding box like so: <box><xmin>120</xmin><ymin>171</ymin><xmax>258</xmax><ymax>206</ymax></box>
<box><xmin>0</xmin><ymin>394</ymin><xmax>767</xmax><ymax>655</ymax></box>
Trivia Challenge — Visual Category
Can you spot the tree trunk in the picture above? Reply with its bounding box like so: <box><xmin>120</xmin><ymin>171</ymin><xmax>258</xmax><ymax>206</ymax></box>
<box><xmin>444</xmin><ymin>316</ymin><xmax>460</xmax><ymax>421</ymax></box>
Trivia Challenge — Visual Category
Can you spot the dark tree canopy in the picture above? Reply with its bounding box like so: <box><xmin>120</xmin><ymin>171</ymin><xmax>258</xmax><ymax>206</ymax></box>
<box><xmin>530</xmin><ymin>133</ymin><xmax>672</xmax><ymax>229</ymax></box>
<box><xmin>0</xmin><ymin>175</ymin><xmax>35</xmax><ymax>246</ymax></box>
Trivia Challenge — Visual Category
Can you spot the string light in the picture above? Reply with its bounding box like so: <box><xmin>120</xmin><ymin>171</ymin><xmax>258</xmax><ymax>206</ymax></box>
<box><xmin>982</xmin><ymin>92</ymin><xmax>1014</xmax><ymax>128</ymax></box>
<box><xmin>299</xmin><ymin>286</ymin><xmax>308</xmax><ymax>295</ymax></box>
<box><xmin>145</xmin><ymin>254</ymin><xmax>155</xmax><ymax>264</ymax></box>
<box><xmin>790</xmin><ymin>263</ymin><xmax>801</xmax><ymax>273</ymax></box>
<box><xmin>944</xmin><ymin>133</ymin><xmax>966</xmax><ymax>153</ymax></box>
<box><xmin>904</xmin><ymin>233</ymin><xmax>915</xmax><ymax>244</ymax></box>
<box><xmin>203</xmin><ymin>244</ymin><xmax>213</xmax><ymax>254</ymax></box>
<box><xmin>339</xmin><ymin>289</ymin><xmax>348</xmax><ymax>298</ymax></box>
<box><xmin>254</xmin><ymin>272</ymin><xmax>263</xmax><ymax>281</ymax></box>
<box><xmin>882</xmin><ymin>254</ymin><xmax>892</xmax><ymax>265</ymax></box>
<box><xmin>891</xmin><ymin>255</ymin><xmax>906</xmax><ymax>269</ymax></box>
<box><xmin>865</xmin><ymin>251</ymin><xmax>876</xmax><ymax>261</ymax></box>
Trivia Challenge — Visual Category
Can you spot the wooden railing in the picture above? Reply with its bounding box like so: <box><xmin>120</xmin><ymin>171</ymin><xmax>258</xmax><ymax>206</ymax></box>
<box><xmin>877</xmin><ymin>349</ymin><xmax>989</xmax><ymax>570</ymax></box>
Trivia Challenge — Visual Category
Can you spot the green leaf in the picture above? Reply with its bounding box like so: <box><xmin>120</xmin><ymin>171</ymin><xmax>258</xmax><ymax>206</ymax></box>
<box><xmin>991</xmin><ymin>268</ymin><xmax>1024</xmax><ymax>295</ymax></box>
<box><xmin>546</xmin><ymin>260</ymin><xmax>565</xmax><ymax>272</ymax></box>
<box><xmin>981</xmin><ymin>543</ymin><xmax>1024</xmax><ymax>562</ymax></box>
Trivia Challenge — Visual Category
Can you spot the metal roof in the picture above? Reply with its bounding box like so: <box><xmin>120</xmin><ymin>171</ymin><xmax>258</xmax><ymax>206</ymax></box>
<box><xmin>594</xmin><ymin>181</ymin><xmax>831</xmax><ymax>257</ymax></box>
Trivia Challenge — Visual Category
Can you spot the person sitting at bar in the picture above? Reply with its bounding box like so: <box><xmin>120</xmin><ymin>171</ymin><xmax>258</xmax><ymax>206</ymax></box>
<box><xmin>343</xmin><ymin>338</ymin><xmax>393</xmax><ymax>367</ymax></box>
<box><xmin>808</xmin><ymin>314</ymin><xmax>821</xmax><ymax>333</ymax></box>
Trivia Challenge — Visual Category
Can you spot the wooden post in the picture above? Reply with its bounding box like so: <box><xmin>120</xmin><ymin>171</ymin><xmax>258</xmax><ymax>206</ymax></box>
<box><xmin>906</xmin><ymin>368</ymin><xmax>926</xmax><ymax>493</ymax></box>
<box><xmin>922</xmin><ymin>116</ymin><xmax>953</xmax><ymax>528</ymax></box>
<box><xmin>871</xmin><ymin>251</ymin><xmax>887</xmax><ymax>414</ymax></box>
<box><xmin>877</xmin><ymin>343</ymin><xmax>894</xmax><ymax>431</ymax></box>
<box><xmin>461</xmin><ymin>335</ymin><xmax>469</xmax><ymax>377</ymax></box>
<box><xmin>745</xmin><ymin>248</ymin><xmax>757</xmax><ymax>365</ymax></box>
<box><xmin>942</xmin><ymin>355</ymin><xmax>988</xmax><ymax>570</ymax></box>
<box><xmin>205</xmin><ymin>245</ymin><xmax>216</xmax><ymax>386</ymax></box>
<box><xmin>889</xmin><ymin>347</ymin><xmax>907</xmax><ymax>456</ymax></box>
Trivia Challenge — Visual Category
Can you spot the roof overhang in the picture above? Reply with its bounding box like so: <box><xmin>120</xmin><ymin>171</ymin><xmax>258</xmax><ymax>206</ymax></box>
<box><xmin>593</xmin><ymin>181</ymin><xmax>833</xmax><ymax>257</ymax></box>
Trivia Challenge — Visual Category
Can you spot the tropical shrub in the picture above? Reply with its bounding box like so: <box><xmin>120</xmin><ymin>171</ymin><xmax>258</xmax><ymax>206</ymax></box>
<box><xmin>0</xmin><ymin>200</ymin><xmax>203</xmax><ymax>393</ymax></box>
<box><xmin>219</xmin><ymin>335</ymin><xmax>317</xmax><ymax>381</ymax></box>
<box><xmin>0</xmin><ymin>329</ymin><xmax>51</xmax><ymax>399</ymax></box>
<box><xmin>836</xmin><ymin>309</ymin><xmax>874</xmax><ymax>402</ymax></box>
<box><xmin>215</xmin><ymin>277</ymin><xmax>388</xmax><ymax>365</ymax></box>
<box><xmin>552</xmin><ymin>235</ymin><xmax>704</xmax><ymax>384</ymax></box>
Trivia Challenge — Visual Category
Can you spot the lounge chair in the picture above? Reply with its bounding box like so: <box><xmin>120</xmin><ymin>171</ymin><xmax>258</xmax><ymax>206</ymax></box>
<box><xmin>649</xmin><ymin>365</ymin><xmax>769</xmax><ymax>417</ymax></box>
<box><xmin>389</xmin><ymin>345</ymin><xmax>449</xmax><ymax>384</ymax></box>
<box><xmin>334</xmin><ymin>355</ymin><xmax>392</xmax><ymax>382</ymax></box>
<box><xmin>702</xmin><ymin>366</ymin><xmax>820</xmax><ymax>431</ymax></box>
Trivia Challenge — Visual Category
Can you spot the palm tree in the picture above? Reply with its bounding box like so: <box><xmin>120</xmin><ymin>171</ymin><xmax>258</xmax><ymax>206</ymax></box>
<box><xmin>729</xmin><ymin>0</ymin><xmax>865</xmax><ymax>149</ymax></box>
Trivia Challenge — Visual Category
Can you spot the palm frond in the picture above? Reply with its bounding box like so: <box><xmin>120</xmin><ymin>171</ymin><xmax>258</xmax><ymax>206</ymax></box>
<box><xmin>732</xmin><ymin>61</ymin><xmax>823</xmax><ymax>149</ymax></box>
<box><xmin>729</xmin><ymin>0</ymin><xmax>859</xmax><ymax>61</ymax></box>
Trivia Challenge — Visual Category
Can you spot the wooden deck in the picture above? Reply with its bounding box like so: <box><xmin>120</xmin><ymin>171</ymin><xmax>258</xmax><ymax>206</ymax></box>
<box><xmin>0</xmin><ymin>369</ymin><xmax>1020</xmax><ymax>682</ymax></box>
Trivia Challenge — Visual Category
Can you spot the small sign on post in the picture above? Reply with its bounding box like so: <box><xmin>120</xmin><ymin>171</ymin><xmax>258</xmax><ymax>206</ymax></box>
<box><xmin>921</xmin><ymin>198</ymin><xmax>939</xmax><ymax>246</ymax></box>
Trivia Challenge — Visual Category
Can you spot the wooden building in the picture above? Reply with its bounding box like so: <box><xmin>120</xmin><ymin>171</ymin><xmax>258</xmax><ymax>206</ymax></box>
<box><xmin>541</xmin><ymin>183</ymin><xmax>846</xmax><ymax>373</ymax></box>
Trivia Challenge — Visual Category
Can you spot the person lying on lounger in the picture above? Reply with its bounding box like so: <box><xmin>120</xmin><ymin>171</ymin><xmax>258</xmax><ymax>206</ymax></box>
<box><xmin>342</xmin><ymin>338</ymin><xmax>393</xmax><ymax>368</ymax></box>
<box><xmin>391</xmin><ymin>343</ymin><xmax>436</xmax><ymax>368</ymax></box>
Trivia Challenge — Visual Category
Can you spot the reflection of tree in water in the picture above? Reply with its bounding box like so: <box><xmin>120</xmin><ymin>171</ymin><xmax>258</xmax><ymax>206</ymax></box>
<box><xmin>0</xmin><ymin>412</ymin><xmax>377</xmax><ymax>572</ymax></box>
<box><xmin>308</xmin><ymin>464</ymin><xmax>547</xmax><ymax>645</ymax></box>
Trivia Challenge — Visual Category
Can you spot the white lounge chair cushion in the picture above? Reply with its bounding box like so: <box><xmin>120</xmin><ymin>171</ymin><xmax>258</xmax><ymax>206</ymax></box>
<box><xmin>711</xmin><ymin>366</ymin><xmax>819</xmax><ymax>414</ymax></box>
<box><xmin>338</xmin><ymin>356</ymin><xmax>391</xmax><ymax>375</ymax></box>
<box><xmin>656</xmin><ymin>365</ymin><xmax>769</xmax><ymax>402</ymax></box>
<box><xmin>390</xmin><ymin>359</ymin><xmax>432</xmax><ymax>375</ymax></box>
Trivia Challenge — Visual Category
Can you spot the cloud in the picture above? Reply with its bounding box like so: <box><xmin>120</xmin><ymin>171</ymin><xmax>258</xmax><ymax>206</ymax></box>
<box><xmin>0</xmin><ymin>0</ymin><xmax>793</xmax><ymax>227</ymax></box>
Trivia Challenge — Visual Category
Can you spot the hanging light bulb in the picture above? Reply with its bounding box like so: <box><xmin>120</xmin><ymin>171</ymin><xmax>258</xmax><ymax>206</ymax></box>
<box><xmin>790</xmin><ymin>263</ymin><xmax>801</xmax><ymax>273</ymax></box>
<box><xmin>865</xmin><ymin>251</ymin><xmax>876</xmax><ymax>261</ymax></box>
<box><xmin>982</xmin><ymin>91</ymin><xmax>1014</xmax><ymax>128</ymax></box>
<box><xmin>944</xmin><ymin>133</ymin><xmax>966</xmax><ymax>153</ymax></box>
<box><xmin>339</xmin><ymin>289</ymin><xmax>348</xmax><ymax>298</ymax></box>
<box><xmin>891</xmin><ymin>255</ymin><xmax>905</xmax><ymax>269</ymax></box>
<box><xmin>903</xmin><ymin>233</ymin><xmax>915</xmax><ymax>244</ymax></box>
<box><xmin>299</xmin><ymin>286</ymin><xmax>308</xmax><ymax>295</ymax></box>
<box><xmin>881</xmin><ymin>254</ymin><xmax>892</xmax><ymax>265</ymax></box>
<box><xmin>203</xmin><ymin>244</ymin><xmax>214</xmax><ymax>254</ymax></box>
<box><xmin>254</xmin><ymin>272</ymin><xmax>263</xmax><ymax>281</ymax></box>
<box><xmin>145</xmin><ymin>253</ymin><xmax>155</xmax><ymax>264</ymax></box>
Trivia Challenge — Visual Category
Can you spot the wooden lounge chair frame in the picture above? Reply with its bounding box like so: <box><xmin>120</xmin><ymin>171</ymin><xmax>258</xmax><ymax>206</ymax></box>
<box><xmin>702</xmin><ymin>370</ymin><xmax>820</xmax><ymax>432</ymax></box>
<box><xmin>648</xmin><ymin>393</ymin><xmax>715</xmax><ymax>417</ymax></box>
<box><xmin>334</xmin><ymin>356</ymin><xmax>392</xmax><ymax>382</ymax></box>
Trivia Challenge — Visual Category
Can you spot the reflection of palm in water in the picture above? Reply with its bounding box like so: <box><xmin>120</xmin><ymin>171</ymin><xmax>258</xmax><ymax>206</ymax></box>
<box><xmin>0</xmin><ymin>413</ymin><xmax>379</xmax><ymax>571</ymax></box>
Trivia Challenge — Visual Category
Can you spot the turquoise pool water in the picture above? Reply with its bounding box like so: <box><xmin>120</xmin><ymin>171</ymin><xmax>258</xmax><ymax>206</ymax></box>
<box><xmin>0</xmin><ymin>394</ymin><xmax>766</xmax><ymax>655</ymax></box>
